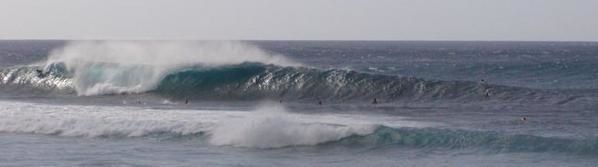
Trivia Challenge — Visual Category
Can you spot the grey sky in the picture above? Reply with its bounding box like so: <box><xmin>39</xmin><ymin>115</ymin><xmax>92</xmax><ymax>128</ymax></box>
<box><xmin>1</xmin><ymin>0</ymin><xmax>597</xmax><ymax>41</ymax></box>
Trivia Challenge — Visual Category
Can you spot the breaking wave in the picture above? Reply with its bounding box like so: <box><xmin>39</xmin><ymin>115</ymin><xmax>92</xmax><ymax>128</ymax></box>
<box><xmin>0</xmin><ymin>101</ymin><xmax>596</xmax><ymax>154</ymax></box>
<box><xmin>0</xmin><ymin>40</ymin><xmax>587</xmax><ymax>104</ymax></box>
<box><xmin>0</xmin><ymin>62</ymin><xmax>575</xmax><ymax>103</ymax></box>
<box><xmin>42</xmin><ymin>40</ymin><xmax>297</xmax><ymax>96</ymax></box>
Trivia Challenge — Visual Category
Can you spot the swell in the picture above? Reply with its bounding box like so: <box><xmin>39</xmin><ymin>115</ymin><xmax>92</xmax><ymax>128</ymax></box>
<box><xmin>0</xmin><ymin>63</ymin><xmax>583</xmax><ymax>103</ymax></box>
<box><xmin>337</xmin><ymin>126</ymin><xmax>598</xmax><ymax>155</ymax></box>
<box><xmin>154</xmin><ymin>63</ymin><xmax>568</xmax><ymax>103</ymax></box>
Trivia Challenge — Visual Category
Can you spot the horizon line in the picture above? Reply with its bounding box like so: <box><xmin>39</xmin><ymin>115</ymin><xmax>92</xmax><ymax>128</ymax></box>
<box><xmin>0</xmin><ymin>38</ymin><xmax>597</xmax><ymax>43</ymax></box>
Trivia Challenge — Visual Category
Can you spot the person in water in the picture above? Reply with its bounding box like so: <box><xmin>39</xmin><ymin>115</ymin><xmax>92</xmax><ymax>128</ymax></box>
<box><xmin>35</xmin><ymin>69</ymin><xmax>48</xmax><ymax>78</ymax></box>
<box><xmin>372</xmin><ymin>98</ymin><xmax>378</xmax><ymax>104</ymax></box>
<box><xmin>185</xmin><ymin>98</ymin><xmax>189</xmax><ymax>104</ymax></box>
<box><xmin>484</xmin><ymin>90</ymin><xmax>491</xmax><ymax>97</ymax></box>
<box><xmin>480</xmin><ymin>79</ymin><xmax>491</xmax><ymax>97</ymax></box>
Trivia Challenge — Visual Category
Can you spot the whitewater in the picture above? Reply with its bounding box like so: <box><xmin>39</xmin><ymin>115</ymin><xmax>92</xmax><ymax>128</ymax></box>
<box><xmin>1</xmin><ymin>40</ymin><xmax>598</xmax><ymax>167</ymax></box>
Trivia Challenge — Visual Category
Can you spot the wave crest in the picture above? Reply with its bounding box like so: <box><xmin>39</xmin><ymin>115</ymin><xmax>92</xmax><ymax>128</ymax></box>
<box><xmin>1</xmin><ymin>62</ymin><xmax>568</xmax><ymax>103</ymax></box>
<box><xmin>156</xmin><ymin>63</ymin><xmax>541</xmax><ymax>102</ymax></box>
<box><xmin>44</xmin><ymin>41</ymin><xmax>296</xmax><ymax>96</ymax></box>
<box><xmin>207</xmin><ymin>104</ymin><xmax>376</xmax><ymax>148</ymax></box>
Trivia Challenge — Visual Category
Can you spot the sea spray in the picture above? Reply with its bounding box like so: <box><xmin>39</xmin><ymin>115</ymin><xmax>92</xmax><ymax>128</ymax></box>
<box><xmin>208</xmin><ymin>102</ymin><xmax>376</xmax><ymax>148</ymax></box>
<box><xmin>44</xmin><ymin>41</ymin><xmax>297</xmax><ymax>96</ymax></box>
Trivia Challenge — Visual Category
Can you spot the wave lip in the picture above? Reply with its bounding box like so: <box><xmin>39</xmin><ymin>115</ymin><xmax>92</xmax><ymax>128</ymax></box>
<box><xmin>42</xmin><ymin>41</ymin><xmax>296</xmax><ymax>96</ymax></box>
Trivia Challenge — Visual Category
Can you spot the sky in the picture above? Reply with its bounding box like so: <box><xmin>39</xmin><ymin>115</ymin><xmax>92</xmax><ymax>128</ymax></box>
<box><xmin>0</xmin><ymin>0</ymin><xmax>597</xmax><ymax>41</ymax></box>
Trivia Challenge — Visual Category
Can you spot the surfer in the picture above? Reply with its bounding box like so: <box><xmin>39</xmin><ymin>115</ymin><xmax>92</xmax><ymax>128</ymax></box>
<box><xmin>185</xmin><ymin>98</ymin><xmax>189</xmax><ymax>104</ymax></box>
<box><xmin>480</xmin><ymin>79</ymin><xmax>491</xmax><ymax>97</ymax></box>
<box><xmin>35</xmin><ymin>69</ymin><xmax>48</xmax><ymax>78</ymax></box>
<box><xmin>318</xmin><ymin>100</ymin><xmax>322</xmax><ymax>105</ymax></box>
<box><xmin>372</xmin><ymin>98</ymin><xmax>378</xmax><ymax>104</ymax></box>
<box><xmin>521</xmin><ymin>117</ymin><xmax>527</xmax><ymax>121</ymax></box>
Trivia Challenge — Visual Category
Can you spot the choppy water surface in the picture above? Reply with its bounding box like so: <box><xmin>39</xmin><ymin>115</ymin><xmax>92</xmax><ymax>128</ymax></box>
<box><xmin>1</xmin><ymin>40</ymin><xmax>597</xmax><ymax>167</ymax></box>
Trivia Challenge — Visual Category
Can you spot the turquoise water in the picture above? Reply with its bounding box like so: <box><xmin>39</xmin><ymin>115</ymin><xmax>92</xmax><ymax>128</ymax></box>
<box><xmin>0</xmin><ymin>40</ymin><xmax>597</xmax><ymax>167</ymax></box>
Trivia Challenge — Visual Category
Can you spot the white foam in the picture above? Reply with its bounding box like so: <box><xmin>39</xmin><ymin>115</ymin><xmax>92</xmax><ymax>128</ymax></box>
<box><xmin>44</xmin><ymin>41</ymin><xmax>298</xmax><ymax>96</ymax></box>
<box><xmin>208</xmin><ymin>103</ymin><xmax>376</xmax><ymax>148</ymax></box>
<box><xmin>0</xmin><ymin>101</ymin><xmax>223</xmax><ymax>137</ymax></box>
<box><xmin>0</xmin><ymin>101</ymin><xmax>433</xmax><ymax>148</ymax></box>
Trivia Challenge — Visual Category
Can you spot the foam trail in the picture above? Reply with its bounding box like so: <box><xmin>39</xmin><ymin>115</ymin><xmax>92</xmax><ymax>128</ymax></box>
<box><xmin>0</xmin><ymin>101</ymin><xmax>223</xmax><ymax>137</ymax></box>
<box><xmin>44</xmin><ymin>41</ymin><xmax>297</xmax><ymax>96</ymax></box>
<box><xmin>0</xmin><ymin>101</ymin><xmax>424</xmax><ymax>148</ymax></box>
<box><xmin>208</xmin><ymin>103</ymin><xmax>377</xmax><ymax>148</ymax></box>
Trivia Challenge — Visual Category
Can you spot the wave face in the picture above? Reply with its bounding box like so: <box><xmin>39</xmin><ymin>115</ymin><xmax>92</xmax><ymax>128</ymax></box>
<box><xmin>0</xmin><ymin>62</ymin><xmax>572</xmax><ymax>103</ymax></box>
<box><xmin>0</xmin><ymin>63</ymin><xmax>533</xmax><ymax>101</ymax></box>
<box><xmin>0</xmin><ymin>41</ymin><xmax>584</xmax><ymax>103</ymax></box>
<box><xmin>155</xmin><ymin>63</ymin><xmax>546</xmax><ymax>102</ymax></box>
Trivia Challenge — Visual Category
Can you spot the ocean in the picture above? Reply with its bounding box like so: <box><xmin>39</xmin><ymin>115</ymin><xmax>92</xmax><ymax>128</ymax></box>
<box><xmin>0</xmin><ymin>40</ymin><xmax>597</xmax><ymax>167</ymax></box>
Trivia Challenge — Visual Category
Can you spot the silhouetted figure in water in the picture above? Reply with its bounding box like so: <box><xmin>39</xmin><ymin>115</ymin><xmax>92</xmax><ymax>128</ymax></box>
<box><xmin>35</xmin><ymin>69</ymin><xmax>48</xmax><ymax>78</ymax></box>
<box><xmin>372</xmin><ymin>98</ymin><xmax>378</xmax><ymax>104</ymax></box>
<box><xmin>480</xmin><ymin>79</ymin><xmax>491</xmax><ymax>98</ymax></box>
<box><xmin>521</xmin><ymin>117</ymin><xmax>527</xmax><ymax>121</ymax></box>
<box><xmin>318</xmin><ymin>100</ymin><xmax>322</xmax><ymax>105</ymax></box>
<box><xmin>185</xmin><ymin>98</ymin><xmax>189</xmax><ymax>104</ymax></box>
<box><xmin>484</xmin><ymin>91</ymin><xmax>491</xmax><ymax>98</ymax></box>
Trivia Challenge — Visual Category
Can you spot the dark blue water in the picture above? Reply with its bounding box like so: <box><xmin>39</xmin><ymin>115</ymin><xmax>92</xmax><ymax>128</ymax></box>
<box><xmin>1</xmin><ymin>40</ymin><xmax>597</xmax><ymax>167</ymax></box>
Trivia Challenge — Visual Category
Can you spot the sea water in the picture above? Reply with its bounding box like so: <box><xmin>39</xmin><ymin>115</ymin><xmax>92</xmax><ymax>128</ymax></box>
<box><xmin>0</xmin><ymin>40</ymin><xmax>597</xmax><ymax>167</ymax></box>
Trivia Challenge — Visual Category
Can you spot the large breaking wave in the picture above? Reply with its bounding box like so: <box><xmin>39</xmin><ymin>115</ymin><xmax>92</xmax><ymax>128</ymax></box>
<box><xmin>0</xmin><ymin>41</ymin><xmax>588</xmax><ymax>104</ymax></box>
<box><xmin>41</xmin><ymin>41</ymin><xmax>297</xmax><ymax>96</ymax></box>
<box><xmin>0</xmin><ymin>61</ymin><xmax>582</xmax><ymax>103</ymax></box>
